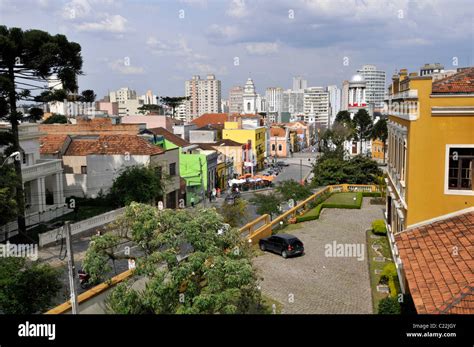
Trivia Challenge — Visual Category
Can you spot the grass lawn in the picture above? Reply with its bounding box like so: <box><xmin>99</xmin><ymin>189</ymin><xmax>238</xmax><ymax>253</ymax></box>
<box><xmin>366</xmin><ymin>229</ymin><xmax>402</xmax><ymax>313</ymax></box>
<box><xmin>262</xmin><ymin>294</ymin><xmax>283</xmax><ymax>314</ymax></box>
<box><xmin>324</xmin><ymin>192</ymin><xmax>359</xmax><ymax>206</ymax></box>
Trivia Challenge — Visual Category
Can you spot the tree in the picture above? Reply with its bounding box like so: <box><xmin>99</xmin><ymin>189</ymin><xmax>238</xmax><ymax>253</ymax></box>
<box><xmin>371</xmin><ymin>117</ymin><xmax>388</xmax><ymax>163</ymax></box>
<box><xmin>219</xmin><ymin>198</ymin><xmax>249</xmax><ymax>227</ymax></box>
<box><xmin>276</xmin><ymin>179</ymin><xmax>311</xmax><ymax>202</ymax></box>
<box><xmin>0</xmin><ymin>257</ymin><xmax>61</xmax><ymax>314</ymax></box>
<box><xmin>250</xmin><ymin>193</ymin><xmax>282</xmax><ymax>220</ymax></box>
<box><xmin>335</xmin><ymin>110</ymin><xmax>353</xmax><ymax>127</ymax></box>
<box><xmin>312</xmin><ymin>155</ymin><xmax>382</xmax><ymax>186</ymax></box>
<box><xmin>83</xmin><ymin>203</ymin><xmax>266</xmax><ymax>314</ymax></box>
<box><xmin>42</xmin><ymin>114</ymin><xmax>68</xmax><ymax>124</ymax></box>
<box><xmin>0</xmin><ymin>26</ymin><xmax>83</xmax><ymax>234</ymax></box>
<box><xmin>109</xmin><ymin>166</ymin><xmax>166</xmax><ymax>207</ymax></box>
<box><xmin>137</xmin><ymin>104</ymin><xmax>163</xmax><ymax>115</ymax></box>
<box><xmin>353</xmin><ymin>109</ymin><xmax>373</xmax><ymax>154</ymax></box>
<box><xmin>159</xmin><ymin>96</ymin><xmax>189</xmax><ymax>118</ymax></box>
<box><xmin>319</xmin><ymin>121</ymin><xmax>353</xmax><ymax>159</ymax></box>
<box><xmin>0</xmin><ymin>161</ymin><xmax>19</xmax><ymax>225</ymax></box>
<box><xmin>78</xmin><ymin>89</ymin><xmax>96</xmax><ymax>103</ymax></box>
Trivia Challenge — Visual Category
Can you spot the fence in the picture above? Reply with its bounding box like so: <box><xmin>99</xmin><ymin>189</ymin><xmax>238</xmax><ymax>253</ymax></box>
<box><xmin>241</xmin><ymin>184</ymin><xmax>378</xmax><ymax>244</ymax></box>
<box><xmin>38</xmin><ymin>207</ymin><xmax>126</xmax><ymax>247</ymax></box>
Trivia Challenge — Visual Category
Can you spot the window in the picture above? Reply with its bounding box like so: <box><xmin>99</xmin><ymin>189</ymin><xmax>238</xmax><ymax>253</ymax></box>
<box><xmin>169</xmin><ymin>163</ymin><xmax>176</xmax><ymax>176</ymax></box>
<box><xmin>448</xmin><ymin>147</ymin><xmax>473</xmax><ymax>191</ymax></box>
<box><xmin>278</xmin><ymin>144</ymin><xmax>282</xmax><ymax>151</ymax></box>
<box><xmin>81</xmin><ymin>166</ymin><xmax>87</xmax><ymax>174</ymax></box>
<box><xmin>271</xmin><ymin>144</ymin><xmax>275</xmax><ymax>151</ymax></box>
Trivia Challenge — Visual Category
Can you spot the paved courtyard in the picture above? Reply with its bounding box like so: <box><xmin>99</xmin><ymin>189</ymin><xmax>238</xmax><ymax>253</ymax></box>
<box><xmin>253</xmin><ymin>198</ymin><xmax>385</xmax><ymax>314</ymax></box>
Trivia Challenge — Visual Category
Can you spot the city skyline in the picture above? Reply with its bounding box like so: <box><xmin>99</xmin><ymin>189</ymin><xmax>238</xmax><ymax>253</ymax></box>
<box><xmin>1</xmin><ymin>0</ymin><xmax>473</xmax><ymax>98</ymax></box>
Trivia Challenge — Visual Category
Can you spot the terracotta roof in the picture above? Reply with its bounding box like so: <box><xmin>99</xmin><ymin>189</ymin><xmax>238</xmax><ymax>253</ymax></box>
<box><xmin>191</xmin><ymin>113</ymin><xmax>260</xmax><ymax>128</ymax></box>
<box><xmin>194</xmin><ymin>143</ymin><xmax>216</xmax><ymax>151</ymax></box>
<box><xmin>39</xmin><ymin>135</ymin><xmax>69</xmax><ymax>154</ymax></box>
<box><xmin>395</xmin><ymin>210</ymin><xmax>474</xmax><ymax>314</ymax></box>
<box><xmin>147</xmin><ymin>127</ymin><xmax>191</xmax><ymax>148</ymax></box>
<box><xmin>214</xmin><ymin>139</ymin><xmax>244</xmax><ymax>147</ymax></box>
<box><xmin>270</xmin><ymin>127</ymin><xmax>286</xmax><ymax>137</ymax></box>
<box><xmin>39</xmin><ymin>118</ymin><xmax>139</xmax><ymax>136</ymax></box>
<box><xmin>432</xmin><ymin>67</ymin><xmax>474</xmax><ymax>94</ymax></box>
<box><xmin>65</xmin><ymin>135</ymin><xmax>164</xmax><ymax>156</ymax></box>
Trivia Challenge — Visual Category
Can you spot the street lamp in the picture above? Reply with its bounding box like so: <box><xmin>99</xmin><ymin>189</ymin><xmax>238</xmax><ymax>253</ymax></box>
<box><xmin>1</xmin><ymin>151</ymin><xmax>20</xmax><ymax>168</ymax></box>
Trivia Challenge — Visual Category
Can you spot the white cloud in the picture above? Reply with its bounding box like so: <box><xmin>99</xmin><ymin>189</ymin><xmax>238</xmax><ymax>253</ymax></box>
<box><xmin>108</xmin><ymin>59</ymin><xmax>144</xmax><ymax>75</ymax></box>
<box><xmin>207</xmin><ymin>24</ymin><xmax>239</xmax><ymax>41</ymax></box>
<box><xmin>185</xmin><ymin>62</ymin><xmax>228</xmax><ymax>76</ymax></box>
<box><xmin>75</xmin><ymin>14</ymin><xmax>127</xmax><ymax>33</ymax></box>
<box><xmin>146</xmin><ymin>36</ymin><xmax>206</xmax><ymax>60</ymax></box>
<box><xmin>226</xmin><ymin>0</ymin><xmax>248</xmax><ymax>18</ymax></box>
<box><xmin>246</xmin><ymin>42</ymin><xmax>279</xmax><ymax>55</ymax></box>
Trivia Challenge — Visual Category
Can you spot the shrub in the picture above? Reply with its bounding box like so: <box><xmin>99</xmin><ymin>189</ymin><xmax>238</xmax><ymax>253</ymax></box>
<box><xmin>372</xmin><ymin>219</ymin><xmax>387</xmax><ymax>235</ymax></box>
<box><xmin>381</xmin><ymin>263</ymin><xmax>399</xmax><ymax>297</ymax></box>
<box><xmin>296</xmin><ymin>204</ymin><xmax>323</xmax><ymax>222</ymax></box>
<box><xmin>378</xmin><ymin>296</ymin><xmax>401</xmax><ymax>314</ymax></box>
<box><xmin>362</xmin><ymin>192</ymin><xmax>382</xmax><ymax>197</ymax></box>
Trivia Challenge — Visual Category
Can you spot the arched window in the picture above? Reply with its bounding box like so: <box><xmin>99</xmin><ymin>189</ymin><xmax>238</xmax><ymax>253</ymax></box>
<box><xmin>247</xmin><ymin>102</ymin><xmax>251</xmax><ymax>111</ymax></box>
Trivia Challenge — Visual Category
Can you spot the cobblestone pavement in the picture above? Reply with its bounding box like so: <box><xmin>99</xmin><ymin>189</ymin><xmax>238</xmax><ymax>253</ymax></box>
<box><xmin>253</xmin><ymin>198</ymin><xmax>385</xmax><ymax>314</ymax></box>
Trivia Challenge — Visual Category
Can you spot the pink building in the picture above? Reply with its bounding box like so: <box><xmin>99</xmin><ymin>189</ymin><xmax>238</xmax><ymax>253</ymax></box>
<box><xmin>96</xmin><ymin>101</ymin><xmax>118</xmax><ymax>116</ymax></box>
<box><xmin>269</xmin><ymin>127</ymin><xmax>290</xmax><ymax>158</ymax></box>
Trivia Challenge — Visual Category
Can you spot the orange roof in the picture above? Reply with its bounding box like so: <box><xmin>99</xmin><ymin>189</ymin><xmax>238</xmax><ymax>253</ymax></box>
<box><xmin>39</xmin><ymin>118</ymin><xmax>139</xmax><ymax>136</ymax></box>
<box><xmin>191</xmin><ymin>113</ymin><xmax>260</xmax><ymax>128</ymax></box>
<box><xmin>270</xmin><ymin>127</ymin><xmax>286</xmax><ymax>137</ymax></box>
<box><xmin>65</xmin><ymin>135</ymin><xmax>164</xmax><ymax>156</ymax></box>
<box><xmin>147</xmin><ymin>127</ymin><xmax>191</xmax><ymax>148</ymax></box>
<box><xmin>39</xmin><ymin>135</ymin><xmax>69</xmax><ymax>155</ymax></box>
<box><xmin>395</xmin><ymin>210</ymin><xmax>474</xmax><ymax>314</ymax></box>
<box><xmin>432</xmin><ymin>67</ymin><xmax>474</xmax><ymax>94</ymax></box>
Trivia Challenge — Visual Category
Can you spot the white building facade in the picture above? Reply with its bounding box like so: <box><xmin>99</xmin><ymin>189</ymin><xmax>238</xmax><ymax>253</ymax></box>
<box><xmin>303</xmin><ymin>87</ymin><xmax>330</xmax><ymax>127</ymax></box>
<box><xmin>356</xmin><ymin>65</ymin><xmax>386</xmax><ymax>109</ymax></box>
<box><xmin>327</xmin><ymin>85</ymin><xmax>341</xmax><ymax>127</ymax></box>
<box><xmin>265</xmin><ymin>87</ymin><xmax>283</xmax><ymax>114</ymax></box>
<box><xmin>185</xmin><ymin>74</ymin><xmax>222</xmax><ymax>119</ymax></box>
<box><xmin>229</xmin><ymin>86</ymin><xmax>244</xmax><ymax>114</ymax></box>
<box><xmin>242</xmin><ymin>78</ymin><xmax>258</xmax><ymax>114</ymax></box>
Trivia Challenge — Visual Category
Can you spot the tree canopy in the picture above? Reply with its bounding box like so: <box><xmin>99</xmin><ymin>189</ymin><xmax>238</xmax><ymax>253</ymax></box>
<box><xmin>0</xmin><ymin>257</ymin><xmax>61</xmax><ymax>314</ymax></box>
<box><xmin>82</xmin><ymin>203</ymin><xmax>266</xmax><ymax>314</ymax></box>
<box><xmin>275</xmin><ymin>179</ymin><xmax>312</xmax><ymax>202</ymax></box>
<box><xmin>219</xmin><ymin>198</ymin><xmax>249</xmax><ymax>227</ymax></box>
<box><xmin>109</xmin><ymin>166</ymin><xmax>166</xmax><ymax>207</ymax></box>
<box><xmin>250</xmin><ymin>192</ymin><xmax>282</xmax><ymax>220</ymax></box>
<box><xmin>42</xmin><ymin>114</ymin><xmax>68</xmax><ymax>124</ymax></box>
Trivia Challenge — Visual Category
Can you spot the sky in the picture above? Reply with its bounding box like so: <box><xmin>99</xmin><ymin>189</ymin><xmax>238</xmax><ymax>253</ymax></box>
<box><xmin>1</xmin><ymin>0</ymin><xmax>473</xmax><ymax>99</ymax></box>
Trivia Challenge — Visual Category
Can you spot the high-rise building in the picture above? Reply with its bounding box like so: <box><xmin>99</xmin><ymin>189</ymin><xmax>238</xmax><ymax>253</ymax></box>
<box><xmin>229</xmin><ymin>86</ymin><xmax>244</xmax><ymax>114</ymax></box>
<box><xmin>282</xmin><ymin>90</ymin><xmax>304</xmax><ymax>115</ymax></box>
<box><xmin>348</xmin><ymin>74</ymin><xmax>367</xmax><ymax>112</ymax></box>
<box><xmin>185</xmin><ymin>74</ymin><xmax>221</xmax><ymax>119</ymax></box>
<box><xmin>292</xmin><ymin>76</ymin><xmax>307</xmax><ymax>91</ymax></box>
<box><xmin>303</xmin><ymin>87</ymin><xmax>330</xmax><ymax>126</ymax></box>
<box><xmin>356</xmin><ymin>65</ymin><xmax>386</xmax><ymax>108</ymax></box>
<box><xmin>341</xmin><ymin>80</ymin><xmax>350</xmax><ymax>111</ymax></box>
<box><xmin>109</xmin><ymin>87</ymin><xmax>143</xmax><ymax>116</ymax></box>
<box><xmin>242</xmin><ymin>77</ymin><xmax>257</xmax><ymax>114</ymax></box>
<box><xmin>141</xmin><ymin>90</ymin><xmax>157</xmax><ymax>105</ymax></box>
<box><xmin>109</xmin><ymin>87</ymin><xmax>137</xmax><ymax>103</ymax></box>
<box><xmin>327</xmin><ymin>85</ymin><xmax>341</xmax><ymax>126</ymax></box>
<box><xmin>265</xmin><ymin>87</ymin><xmax>283</xmax><ymax>114</ymax></box>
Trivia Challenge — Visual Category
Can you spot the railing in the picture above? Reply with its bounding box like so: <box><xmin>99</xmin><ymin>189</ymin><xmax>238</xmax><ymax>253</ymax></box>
<box><xmin>39</xmin><ymin>207</ymin><xmax>126</xmax><ymax>247</ymax></box>
<box><xmin>244</xmin><ymin>184</ymin><xmax>378</xmax><ymax>244</ymax></box>
<box><xmin>386</xmin><ymin>90</ymin><xmax>418</xmax><ymax>100</ymax></box>
<box><xmin>22</xmin><ymin>159</ymin><xmax>63</xmax><ymax>181</ymax></box>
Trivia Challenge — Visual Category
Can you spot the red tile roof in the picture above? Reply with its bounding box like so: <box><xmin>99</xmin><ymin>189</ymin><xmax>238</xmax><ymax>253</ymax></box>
<box><xmin>270</xmin><ymin>127</ymin><xmax>286</xmax><ymax>137</ymax></box>
<box><xmin>395</xmin><ymin>210</ymin><xmax>474</xmax><ymax>314</ymax></box>
<box><xmin>39</xmin><ymin>135</ymin><xmax>69</xmax><ymax>155</ymax></box>
<box><xmin>147</xmin><ymin>127</ymin><xmax>191</xmax><ymax>148</ymax></box>
<box><xmin>39</xmin><ymin>118</ymin><xmax>139</xmax><ymax>136</ymax></box>
<box><xmin>191</xmin><ymin>113</ymin><xmax>238</xmax><ymax>128</ymax></box>
<box><xmin>65</xmin><ymin>135</ymin><xmax>164</xmax><ymax>156</ymax></box>
<box><xmin>432</xmin><ymin>67</ymin><xmax>474</xmax><ymax>94</ymax></box>
<box><xmin>214</xmin><ymin>139</ymin><xmax>244</xmax><ymax>147</ymax></box>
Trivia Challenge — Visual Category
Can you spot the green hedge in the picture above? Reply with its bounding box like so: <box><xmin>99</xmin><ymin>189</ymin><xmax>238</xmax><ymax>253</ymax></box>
<box><xmin>362</xmin><ymin>192</ymin><xmax>382</xmax><ymax>197</ymax></box>
<box><xmin>296</xmin><ymin>192</ymin><xmax>363</xmax><ymax>223</ymax></box>
<box><xmin>372</xmin><ymin>219</ymin><xmax>387</xmax><ymax>235</ymax></box>
<box><xmin>378</xmin><ymin>296</ymin><xmax>401</xmax><ymax>314</ymax></box>
<box><xmin>380</xmin><ymin>263</ymin><xmax>398</xmax><ymax>297</ymax></box>
<box><xmin>296</xmin><ymin>203</ymin><xmax>323</xmax><ymax>222</ymax></box>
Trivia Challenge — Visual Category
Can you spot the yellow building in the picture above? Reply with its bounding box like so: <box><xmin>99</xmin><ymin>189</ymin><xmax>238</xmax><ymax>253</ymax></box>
<box><xmin>386</xmin><ymin>67</ymin><xmax>474</xmax><ymax>233</ymax></box>
<box><xmin>371</xmin><ymin>139</ymin><xmax>385</xmax><ymax>161</ymax></box>
<box><xmin>222</xmin><ymin>121</ymin><xmax>266</xmax><ymax>171</ymax></box>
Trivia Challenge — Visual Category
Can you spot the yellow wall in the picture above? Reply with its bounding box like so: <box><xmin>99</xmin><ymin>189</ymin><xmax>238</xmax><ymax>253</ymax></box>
<box><xmin>393</xmin><ymin>78</ymin><xmax>474</xmax><ymax>226</ymax></box>
<box><xmin>222</xmin><ymin>125</ymin><xmax>266</xmax><ymax>170</ymax></box>
<box><xmin>371</xmin><ymin>139</ymin><xmax>385</xmax><ymax>160</ymax></box>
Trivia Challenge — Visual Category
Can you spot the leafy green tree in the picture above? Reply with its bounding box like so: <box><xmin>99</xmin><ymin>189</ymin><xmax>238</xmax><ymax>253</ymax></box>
<box><xmin>159</xmin><ymin>96</ymin><xmax>189</xmax><ymax>118</ymax></box>
<box><xmin>78</xmin><ymin>89</ymin><xmax>96</xmax><ymax>103</ymax></box>
<box><xmin>0</xmin><ymin>161</ymin><xmax>19</xmax><ymax>226</ymax></box>
<box><xmin>83</xmin><ymin>203</ymin><xmax>266</xmax><ymax>314</ymax></box>
<box><xmin>0</xmin><ymin>257</ymin><xmax>61</xmax><ymax>314</ymax></box>
<box><xmin>335</xmin><ymin>110</ymin><xmax>353</xmax><ymax>127</ymax></box>
<box><xmin>137</xmin><ymin>104</ymin><xmax>163</xmax><ymax>115</ymax></box>
<box><xmin>250</xmin><ymin>193</ymin><xmax>282</xmax><ymax>220</ymax></box>
<box><xmin>319</xmin><ymin>122</ymin><xmax>352</xmax><ymax>159</ymax></box>
<box><xmin>353</xmin><ymin>109</ymin><xmax>373</xmax><ymax>154</ymax></box>
<box><xmin>0</xmin><ymin>26</ymin><xmax>83</xmax><ymax>233</ymax></box>
<box><xmin>109</xmin><ymin>166</ymin><xmax>165</xmax><ymax>207</ymax></box>
<box><xmin>43</xmin><ymin>114</ymin><xmax>68</xmax><ymax>124</ymax></box>
<box><xmin>312</xmin><ymin>155</ymin><xmax>382</xmax><ymax>186</ymax></box>
<box><xmin>371</xmin><ymin>117</ymin><xmax>388</xmax><ymax>163</ymax></box>
<box><xmin>276</xmin><ymin>179</ymin><xmax>311</xmax><ymax>202</ymax></box>
<box><xmin>219</xmin><ymin>198</ymin><xmax>249</xmax><ymax>227</ymax></box>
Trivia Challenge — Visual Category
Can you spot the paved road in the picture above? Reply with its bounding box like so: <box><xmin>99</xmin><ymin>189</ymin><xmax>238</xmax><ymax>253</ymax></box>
<box><xmin>253</xmin><ymin>198</ymin><xmax>384</xmax><ymax>314</ymax></box>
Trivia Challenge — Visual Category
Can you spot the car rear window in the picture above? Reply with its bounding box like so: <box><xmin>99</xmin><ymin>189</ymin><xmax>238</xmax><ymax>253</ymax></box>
<box><xmin>289</xmin><ymin>239</ymin><xmax>302</xmax><ymax>246</ymax></box>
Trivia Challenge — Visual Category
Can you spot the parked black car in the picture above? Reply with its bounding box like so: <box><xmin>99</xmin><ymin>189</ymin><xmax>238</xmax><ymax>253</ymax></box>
<box><xmin>259</xmin><ymin>234</ymin><xmax>304</xmax><ymax>258</ymax></box>
<box><xmin>277</xmin><ymin>161</ymin><xmax>290</xmax><ymax>167</ymax></box>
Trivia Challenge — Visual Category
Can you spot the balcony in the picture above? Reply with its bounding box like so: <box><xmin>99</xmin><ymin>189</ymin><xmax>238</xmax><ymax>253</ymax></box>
<box><xmin>22</xmin><ymin>159</ymin><xmax>62</xmax><ymax>182</ymax></box>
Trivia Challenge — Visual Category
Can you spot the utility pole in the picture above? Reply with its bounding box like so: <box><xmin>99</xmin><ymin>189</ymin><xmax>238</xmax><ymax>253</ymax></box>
<box><xmin>300</xmin><ymin>158</ymin><xmax>303</xmax><ymax>184</ymax></box>
<box><xmin>199</xmin><ymin>157</ymin><xmax>206</xmax><ymax>208</ymax></box>
<box><xmin>65</xmin><ymin>221</ymin><xmax>78</xmax><ymax>314</ymax></box>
